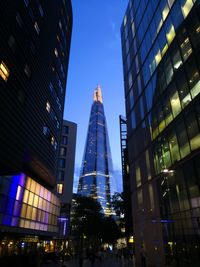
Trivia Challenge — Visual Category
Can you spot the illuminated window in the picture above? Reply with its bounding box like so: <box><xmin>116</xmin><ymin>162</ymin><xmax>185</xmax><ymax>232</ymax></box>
<box><xmin>60</xmin><ymin>147</ymin><xmax>67</xmax><ymax>156</ymax></box>
<box><xmin>0</xmin><ymin>61</ymin><xmax>10</xmax><ymax>81</ymax></box>
<box><xmin>46</xmin><ymin>101</ymin><xmax>51</xmax><ymax>112</ymax></box>
<box><xmin>170</xmin><ymin>88</ymin><xmax>181</xmax><ymax>117</ymax></box>
<box><xmin>51</xmin><ymin>135</ymin><xmax>57</xmax><ymax>150</ymax></box>
<box><xmin>181</xmin><ymin>0</ymin><xmax>193</xmax><ymax>18</ymax></box>
<box><xmin>34</xmin><ymin>22</ymin><xmax>40</xmax><ymax>34</ymax></box>
<box><xmin>54</xmin><ymin>48</ymin><xmax>58</xmax><ymax>57</ymax></box>
<box><xmin>166</xmin><ymin>25</ymin><xmax>175</xmax><ymax>44</ymax></box>
<box><xmin>180</xmin><ymin>37</ymin><xmax>192</xmax><ymax>61</ymax></box>
<box><xmin>162</xmin><ymin>4</ymin><xmax>169</xmax><ymax>21</ymax></box>
<box><xmin>57</xmin><ymin>184</ymin><xmax>63</xmax><ymax>194</ymax></box>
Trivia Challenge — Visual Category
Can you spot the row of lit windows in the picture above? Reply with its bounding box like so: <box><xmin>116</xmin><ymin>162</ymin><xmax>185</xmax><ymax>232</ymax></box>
<box><xmin>23</xmin><ymin>0</ymin><xmax>44</xmax><ymax>34</ymax></box>
<box><xmin>0</xmin><ymin>61</ymin><xmax>9</xmax><ymax>82</ymax></box>
<box><xmin>0</xmin><ymin>175</ymin><xmax>60</xmax><ymax>232</ymax></box>
<box><xmin>154</xmin><ymin>104</ymin><xmax>200</xmax><ymax>174</ymax></box>
<box><xmin>43</xmin><ymin>125</ymin><xmax>58</xmax><ymax>150</ymax></box>
<box><xmin>159</xmin><ymin>157</ymin><xmax>200</xmax><ymax>214</ymax></box>
<box><xmin>129</xmin><ymin>24</ymin><xmax>200</xmax><ymax>133</ymax></box>
<box><xmin>49</xmin><ymin>82</ymin><xmax>62</xmax><ymax>112</ymax></box>
<box><xmin>46</xmin><ymin>101</ymin><xmax>60</xmax><ymax>129</ymax></box>
<box><xmin>123</xmin><ymin>0</ymin><xmax>196</xmax><ymax>101</ymax></box>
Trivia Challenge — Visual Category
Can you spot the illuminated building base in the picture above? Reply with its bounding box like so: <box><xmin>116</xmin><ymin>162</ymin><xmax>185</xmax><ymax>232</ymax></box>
<box><xmin>0</xmin><ymin>173</ymin><xmax>60</xmax><ymax>234</ymax></box>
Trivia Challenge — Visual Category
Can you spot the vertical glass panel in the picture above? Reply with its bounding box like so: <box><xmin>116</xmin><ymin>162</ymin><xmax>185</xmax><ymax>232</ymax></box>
<box><xmin>137</xmin><ymin>188</ymin><xmax>143</xmax><ymax>209</ymax></box>
<box><xmin>171</xmin><ymin>49</ymin><xmax>183</xmax><ymax>70</ymax></box>
<box><xmin>168</xmin><ymin>129</ymin><xmax>180</xmax><ymax>163</ymax></box>
<box><xmin>136</xmin><ymin>161</ymin><xmax>141</xmax><ymax>187</ymax></box>
<box><xmin>149</xmin><ymin>184</ymin><xmax>155</xmax><ymax>210</ymax></box>
<box><xmin>168</xmin><ymin>0</ymin><xmax>175</xmax><ymax>8</ymax></box>
<box><xmin>145</xmin><ymin>150</ymin><xmax>151</xmax><ymax>180</ymax></box>
<box><xmin>176</xmin><ymin>120</ymin><xmax>190</xmax><ymax>158</ymax></box>
<box><xmin>129</xmin><ymin>89</ymin><xmax>134</xmax><ymax>109</ymax></box>
<box><xmin>185</xmin><ymin>109</ymin><xmax>200</xmax><ymax>150</ymax></box>
<box><xmin>164</xmin><ymin>58</ymin><xmax>174</xmax><ymax>85</ymax></box>
<box><xmin>165</xmin><ymin>22</ymin><xmax>175</xmax><ymax>45</ymax></box>
<box><xmin>176</xmin><ymin>72</ymin><xmax>192</xmax><ymax>108</ymax></box>
<box><xmin>180</xmin><ymin>37</ymin><xmax>192</xmax><ymax>61</ymax></box>
<box><xmin>163</xmin><ymin>91</ymin><xmax>173</xmax><ymax>125</ymax></box>
<box><xmin>131</xmin><ymin>110</ymin><xmax>136</xmax><ymax>129</ymax></box>
<box><xmin>157</xmin><ymin>103</ymin><xmax>165</xmax><ymax>133</ymax></box>
<box><xmin>170</xmin><ymin>1</ymin><xmax>184</xmax><ymax>29</ymax></box>
<box><xmin>185</xmin><ymin>58</ymin><xmax>200</xmax><ymax>99</ymax></box>
<box><xmin>180</xmin><ymin>0</ymin><xmax>194</xmax><ymax>18</ymax></box>
<box><xmin>162</xmin><ymin>136</ymin><xmax>171</xmax><ymax>168</ymax></box>
<box><xmin>170</xmin><ymin>84</ymin><xmax>181</xmax><ymax>117</ymax></box>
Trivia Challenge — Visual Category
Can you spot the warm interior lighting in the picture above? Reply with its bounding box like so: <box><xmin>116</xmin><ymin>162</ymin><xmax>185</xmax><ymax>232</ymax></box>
<box><xmin>155</xmin><ymin>50</ymin><xmax>162</xmax><ymax>65</ymax></box>
<box><xmin>166</xmin><ymin>25</ymin><xmax>175</xmax><ymax>44</ymax></box>
<box><xmin>181</xmin><ymin>0</ymin><xmax>193</xmax><ymax>18</ymax></box>
<box><xmin>162</xmin><ymin>5</ymin><xmax>169</xmax><ymax>20</ymax></box>
<box><xmin>57</xmin><ymin>183</ymin><xmax>63</xmax><ymax>194</ymax></box>
<box><xmin>0</xmin><ymin>61</ymin><xmax>10</xmax><ymax>81</ymax></box>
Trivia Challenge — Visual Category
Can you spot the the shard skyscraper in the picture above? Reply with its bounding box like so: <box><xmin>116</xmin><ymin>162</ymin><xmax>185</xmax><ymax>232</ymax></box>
<box><xmin>78</xmin><ymin>86</ymin><xmax>113</xmax><ymax>216</ymax></box>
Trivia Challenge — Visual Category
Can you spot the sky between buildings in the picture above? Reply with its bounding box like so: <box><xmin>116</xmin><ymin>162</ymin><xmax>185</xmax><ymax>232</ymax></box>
<box><xmin>63</xmin><ymin>0</ymin><xmax>128</xmax><ymax>192</ymax></box>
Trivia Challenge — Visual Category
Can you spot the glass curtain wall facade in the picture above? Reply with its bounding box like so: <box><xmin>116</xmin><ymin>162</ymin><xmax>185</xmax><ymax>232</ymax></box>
<box><xmin>0</xmin><ymin>0</ymin><xmax>73</xmax><ymax>240</ymax></box>
<box><xmin>121</xmin><ymin>0</ymin><xmax>200</xmax><ymax>266</ymax></box>
<box><xmin>78</xmin><ymin>86</ymin><xmax>113</xmax><ymax>216</ymax></box>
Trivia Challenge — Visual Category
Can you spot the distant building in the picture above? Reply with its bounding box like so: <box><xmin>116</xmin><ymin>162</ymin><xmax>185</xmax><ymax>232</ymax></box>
<box><xmin>78</xmin><ymin>86</ymin><xmax>113</xmax><ymax>216</ymax></box>
<box><xmin>0</xmin><ymin>0</ymin><xmax>72</xmax><ymax>250</ymax></box>
<box><xmin>121</xmin><ymin>0</ymin><xmax>200</xmax><ymax>266</ymax></box>
<box><xmin>56</xmin><ymin>120</ymin><xmax>77</xmax><ymax>238</ymax></box>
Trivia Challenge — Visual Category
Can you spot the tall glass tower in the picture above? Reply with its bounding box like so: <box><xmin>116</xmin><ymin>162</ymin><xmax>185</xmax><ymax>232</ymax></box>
<box><xmin>78</xmin><ymin>86</ymin><xmax>113</xmax><ymax>216</ymax></box>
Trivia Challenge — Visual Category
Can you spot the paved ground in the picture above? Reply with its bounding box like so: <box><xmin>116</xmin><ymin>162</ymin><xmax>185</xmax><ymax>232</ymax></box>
<box><xmin>41</xmin><ymin>256</ymin><xmax>135</xmax><ymax>267</ymax></box>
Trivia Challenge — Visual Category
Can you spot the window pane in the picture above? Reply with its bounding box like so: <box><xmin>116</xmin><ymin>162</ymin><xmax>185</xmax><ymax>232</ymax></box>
<box><xmin>176</xmin><ymin>120</ymin><xmax>190</xmax><ymax>158</ymax></box>
<box><xmin>168</xmin><ymin>129</ymin><xmax>180</xmax><ymax>163</ymax></box>
<box><xmin>185</xmin><ymin>109</ymin><xmax>200</xmax><ymax>150</ymax></box>
<box><xmin>170</xmin><ymin>84</ymin><xmax>181</xmax><ymax>117</ymax></box>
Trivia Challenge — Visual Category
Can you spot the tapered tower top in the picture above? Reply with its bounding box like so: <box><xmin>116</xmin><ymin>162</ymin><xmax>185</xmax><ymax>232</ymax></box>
<box><xmin>93</xmin><ymin>85</ymin><xmax>103</xmax><ymax>103</ymax></box>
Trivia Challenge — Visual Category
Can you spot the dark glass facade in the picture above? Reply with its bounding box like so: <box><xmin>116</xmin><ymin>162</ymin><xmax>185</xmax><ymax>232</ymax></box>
<box><xmin>56</xmin><ymin>120</ymin><xmax>77</xmax><ymax>238</ymax></box>
<box><xmin>119</xmin><ymin>116</ymin><xmax>133</xmax><ymax>244</ymax></box>
<box><xmin>0</xmin><ymin>0</ymin><xmax>73</xmax><ymax>238</ymax></box>
<box><xmin>78</xmin><ymin>86</ymin><xmax>113</xmax><ymax>216</ymax></box>
<box><xmin>121</xmin><ymin>0</ymin><xmax>200</xmax><ymax>265</ymax></box>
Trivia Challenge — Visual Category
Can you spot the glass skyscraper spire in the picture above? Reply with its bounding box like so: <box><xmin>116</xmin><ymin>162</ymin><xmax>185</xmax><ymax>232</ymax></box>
<box><xmin>78</xmin><ymin>86</ymin><xmax>113</xmax><ymax>216</ymax></box>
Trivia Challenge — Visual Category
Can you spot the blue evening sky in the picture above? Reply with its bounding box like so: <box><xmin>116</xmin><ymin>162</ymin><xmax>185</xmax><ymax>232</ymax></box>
<box><xmin>63</xmin><ymin>0</ymin><xmax>128</xmax><ymax>192</ymax></box>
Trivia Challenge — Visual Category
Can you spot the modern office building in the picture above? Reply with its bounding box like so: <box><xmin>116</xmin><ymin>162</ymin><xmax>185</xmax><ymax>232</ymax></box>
<box><xmin>56</xmin><ymin>120</ymin><xmax>77</xmax><ymax>238</ymax></box>
<box><xmin>78</xmin><ymin>86</ymin><xmax>113</xmax><ymax>216</ymax></box>
<box><xmin>0</xmin><ymin>0</ymin><xmax>72</xmax><ymax>248</ymax></box>
<box><xmin>121</xmin><ymin>0</ymin><xmax>200</xmax><ymax>265</ymax></box>
<box><xmin>119</xmin><ymin>116</ymin><xmax>133</xmax><ymax>247</ymax></box>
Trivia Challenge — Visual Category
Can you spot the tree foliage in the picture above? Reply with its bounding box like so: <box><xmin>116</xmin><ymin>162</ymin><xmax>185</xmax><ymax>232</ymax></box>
<box><xmin>70</xmin><ymin>195</ymin><xmax>121</xmax><ymax>245</ymax></box>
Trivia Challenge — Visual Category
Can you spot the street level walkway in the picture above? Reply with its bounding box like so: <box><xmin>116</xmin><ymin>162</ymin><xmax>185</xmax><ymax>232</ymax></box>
<box><xmin>41</xmin><ymin>256</ymin><xmax>135</xmax><ymax>267</ymax></box>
